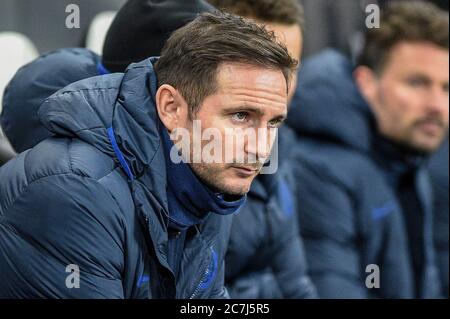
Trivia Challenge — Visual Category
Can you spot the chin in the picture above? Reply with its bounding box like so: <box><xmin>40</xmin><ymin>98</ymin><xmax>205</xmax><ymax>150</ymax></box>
<box><xmin>217</xmin><ymin>177</ymin><xmax>254</xmax><ymax>196</ymax></box>
<box><xmin>222</xmin><ymin>182</ymin><xmax>252</xmax><ymax>196</ymax></box>
<box><xmin>195</xmin><ymin>173</ymin><xmax>251</xmax><ymax>196</ymax></box>
<box><xmin>413</xmin><ymin>134</ymin><xmax>447</xmax><ymax>154</ymax></box>
<box><xmin>191</xmin><ymin>163</ymin><xmax>256</xmax><ymax>196</ymax></box>
<box><xmin>407</xmin><ymin>139</ymin><xmax>442</xmax><ymax>155</ymax></box>
<box><xmin>418</xmin><ymin>143</ymin><xmax>442</xmax><ymax>154</ymax></box>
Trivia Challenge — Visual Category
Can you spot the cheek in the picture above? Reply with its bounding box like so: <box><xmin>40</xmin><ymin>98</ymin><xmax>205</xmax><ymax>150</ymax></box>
<box><xmin>380</xmin><ymin>84</ymin><xmax>421</xmax><ymax>124</ymax></box>
<box><xmin>441</xmin><ymin>98</ymin><xmax>450</xmax><ymax>120</ymax></box>
<box><xmin>442</xmin><ymin>108</ymin><xmax>450</xmax><ymax>128</ymax></box>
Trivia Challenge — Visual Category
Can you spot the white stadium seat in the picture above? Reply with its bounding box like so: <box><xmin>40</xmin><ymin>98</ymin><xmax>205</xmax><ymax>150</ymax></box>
<box><xmin>0</xmin><ymin>32</ymin><xmax>38</xmax><ymax>111</ymax></box>
<box><xmin>85</xmin><ymin>11</ymin><xmax>117</xmax><ymax>55</ymax></box>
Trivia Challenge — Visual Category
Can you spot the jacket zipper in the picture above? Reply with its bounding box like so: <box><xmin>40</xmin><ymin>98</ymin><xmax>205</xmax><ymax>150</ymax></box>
<box><xmin>189</xmin><ymin>247</ymin><xmax>214</xmax><ymax>299</ymax></box>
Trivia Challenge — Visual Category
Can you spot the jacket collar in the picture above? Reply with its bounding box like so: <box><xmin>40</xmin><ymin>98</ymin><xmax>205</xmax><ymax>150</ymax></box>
<box><xmin>160</xmin><ymin>127</ymin><xmax>246</xmax><ymax>230</ymax></box>
<box><xmin>372</xmin><ymin>134</ymin><xmax>426</xmax><ymax>187</ymax></box>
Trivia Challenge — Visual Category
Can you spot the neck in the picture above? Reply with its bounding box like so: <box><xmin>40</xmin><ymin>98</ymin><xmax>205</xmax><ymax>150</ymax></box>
<box><xmin>160</xmin><ymin>125</ymin><xmax>246</xmax><ymax>230</ymax></box>
<box><xmin>373</xmin><ymin>134</ymin><xmax>426</xmax><ymax>187</ymax></box>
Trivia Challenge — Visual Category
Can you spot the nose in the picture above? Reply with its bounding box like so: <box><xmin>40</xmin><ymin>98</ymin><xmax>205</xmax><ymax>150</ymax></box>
<box><xmin>245</xmin><ymin>127</ymin><xmax>274</xmax><ymax>163</ymax></box>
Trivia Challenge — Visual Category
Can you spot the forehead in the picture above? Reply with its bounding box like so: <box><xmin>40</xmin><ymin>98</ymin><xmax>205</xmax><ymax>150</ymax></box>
<box><xmin>383</xmin><ymin>42</ymin><xmax>449</xmax><ymax>79</ymax></box>
<box><xmin>216</xmin><ymin>62</ymin><xmax>288</xmax><ymax>95</ymax></box>
<box><xmin>264</xmin><ymin>23</ymin><xmax>303</xmax><ymax>59</ymax></box>
<box><xmin>206</xmin><ymin>62</ymin><xmax>288</xmax><ymax>114</ymax></box>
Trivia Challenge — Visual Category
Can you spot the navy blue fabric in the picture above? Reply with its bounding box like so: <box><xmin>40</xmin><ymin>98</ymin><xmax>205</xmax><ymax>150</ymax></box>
<box><xmin>167</xmin><ymin>229</ymin><xmax>187</xmax><ymax>279</ymax></box>
<box><xmin>428</xmin><ymin>138</ymin><xmax>449</xmax><ymax>297</ymax></box>
<box><xmin>97</xmin><ymin>62</ymin><xmax>110</xmax><ymax>76</ymax></box>
<box><xmin>1</xmin><ymin>48</ymin><xmax>103</xmax><ymax>153</ymax></box>
<box><xmin>0</xmin><ymin>56</ymin><xmax>233</xmax><ymax>299</ymax></box>
<box><xmin>286</xmin><ymin>49</ymin><xmax>442</xmax><ymax>298</ymax></box>
<box><xmin>225</xmin><ymin>125</ymin><xmax>318</xmax><ymax>299</ymax></box>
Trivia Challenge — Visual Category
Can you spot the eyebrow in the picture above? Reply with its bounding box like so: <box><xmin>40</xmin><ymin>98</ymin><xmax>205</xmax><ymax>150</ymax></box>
<box><xmin>407</xmin><ymin>73</ymin><xmax>449</xmax><ymax>87</ymax></box>
<box><xmin>407</xmin><ymin>74</ymin><xmax>432</xmax><ymax>82</ymax></box>
<box><xmin>223</xmin><ymin>106</ymin><xmax>288</xmax><ymax>121</ymax></box>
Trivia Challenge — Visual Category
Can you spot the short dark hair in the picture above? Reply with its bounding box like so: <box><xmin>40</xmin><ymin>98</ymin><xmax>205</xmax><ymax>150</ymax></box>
<box><xmin>154</xmin><ymin>11</ymin><xmax>298</xmax><ymax>117</ymax></box>
<box><xmin>207</xmin><ymin>0</ymin><xmax>304</xmax><ymax>30</ymax></box>
<box><xmin>358</xmin><ymin>0</ymin><xmax>449</xmax><ymax>73</ymax></box>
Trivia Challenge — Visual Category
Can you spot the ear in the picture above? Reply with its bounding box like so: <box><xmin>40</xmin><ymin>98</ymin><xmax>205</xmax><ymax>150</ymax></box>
<box><xmin>353</xmin><ymin>66</ymin><xmax>379</xmax><ymax>104</ymax></box>
<box><xmin>155</xmin><ymin>84</ymin><xmax>188</xmax><ymax>133</ymax></box>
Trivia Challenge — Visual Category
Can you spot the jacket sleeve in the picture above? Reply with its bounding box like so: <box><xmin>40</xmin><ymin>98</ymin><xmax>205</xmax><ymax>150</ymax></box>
<box><xmin>0</xmin><ymin>173</ymin><xmax>126</xmax><ymax>298</ymax></box>
<box><xmin>294</xmin><ymin>159</ymin><xmax>368</xmax><ymax>298</ymax></box>
<box><xmin>226</xmin><ymin>269</ymin><xmax>285</xmax><ymax>299</ymax></box>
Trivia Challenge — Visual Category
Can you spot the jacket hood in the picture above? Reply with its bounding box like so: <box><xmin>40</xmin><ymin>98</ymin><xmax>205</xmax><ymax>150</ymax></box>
<box><xmin>102</xmin><ymin>0</ymin><xmax>215</xmax><ymax>72</ymax></box>
<box><xmin>1</xmin><ymin>48</ymin><xmax>102</xmax><ymax>153</ymax></box>
<box><xmin>38</xmin><ymin>57</ymin><xmax>162</xmax><ymax>180</ymax></box>
<box><xmin>287</xmin><ymin>49</ymin><xmax>376</xmax><ymax>153</ymax></box>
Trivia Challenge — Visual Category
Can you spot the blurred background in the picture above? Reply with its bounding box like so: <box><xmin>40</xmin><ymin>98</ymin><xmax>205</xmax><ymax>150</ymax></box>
<box><xmin>0</xmin><ymin>0</ymin><xmax>447</xmax><ymax>57</ymax></box>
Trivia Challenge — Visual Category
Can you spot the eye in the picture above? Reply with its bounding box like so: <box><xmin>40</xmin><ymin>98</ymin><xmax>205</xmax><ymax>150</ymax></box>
<box><xmin>268</xmin><ymin>119</ymin><xmax>282</xmax><ymax>128</ymax></box>
<box><xmin>232</xmin><ymin>112</ymin><xmax>248</xmax><ymax>122</ymax></box>
<box><xmin>406</xmin><ymin>77</ymin><xmax>428</xmax><ymax>88</ymax></box>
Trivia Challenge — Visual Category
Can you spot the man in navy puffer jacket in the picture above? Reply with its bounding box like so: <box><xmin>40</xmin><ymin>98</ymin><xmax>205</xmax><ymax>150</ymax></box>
<box><xmin>0</xmin><ymin>11</ymin><xmax>297</xmax><ymax>298</ymax></box>
<box><xmin>287</xmin><ymin>1</ymin><xmax>448</xmax><ymax>298</ymax></box>
<box><xmin>2</xmin><ymin>0</ymin><xmax>316</xmax><ymax>299</ymax></box>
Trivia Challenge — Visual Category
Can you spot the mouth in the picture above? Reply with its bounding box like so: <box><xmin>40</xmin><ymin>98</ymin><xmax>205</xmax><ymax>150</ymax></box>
<box><xmin>230</xmin><ymin>166</ymin><xmax>260</xmax><ymax>177</ymax></box>
<box><xmin>417</xmin><ymin>120</ymin><xmax>444</xmax><ymax>137</ymax></box>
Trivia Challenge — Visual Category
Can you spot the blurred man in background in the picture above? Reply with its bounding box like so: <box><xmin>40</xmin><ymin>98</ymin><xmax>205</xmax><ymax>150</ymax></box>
<box><xmin>208</xmin><ymin>0</ymin><xmax>317</xmax><ymax>299</ymax></box>
<box><xmin>287</xmin><ymin>0</ymin><xmax>448</xmax><ymax>298</ymax></box>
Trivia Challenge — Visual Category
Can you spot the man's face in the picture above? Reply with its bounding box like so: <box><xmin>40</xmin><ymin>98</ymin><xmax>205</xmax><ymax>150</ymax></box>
<box><xmin>260</xmin><ymin>22</ymin><xmax>302</xmax><ymax>103</ymax></box>
<box><xmin>364</xmin><ymin>42</ymin><xmax>449</xmax><ymax>153</ymax></box>
<box><xmin>179</xmin><ymin>63</ymin><xmax>288</xmax><ymax>196</ymax></box>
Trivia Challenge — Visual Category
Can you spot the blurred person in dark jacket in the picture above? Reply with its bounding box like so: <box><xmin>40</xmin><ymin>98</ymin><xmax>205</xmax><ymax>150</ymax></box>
<box><xmin>208</xmin><ymin>0</ymin><xmax>317</xmax><ymax>299</ymax></box>
<box><xmin>428</xmin><ymin>138</ymin><xmax>449</xmax><ymax>297</ymax></box>
<box><xmin>287</xmin><ymin>1</ymin><xmax>448</xmax><ymax>298</ymax></box>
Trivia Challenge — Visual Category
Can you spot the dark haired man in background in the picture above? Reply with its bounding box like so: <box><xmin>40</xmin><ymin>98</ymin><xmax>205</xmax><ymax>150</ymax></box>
<box><xmin>287</xmin><ymin>0</ymin><xmax>448</xmax><ymax>298</ymax></box>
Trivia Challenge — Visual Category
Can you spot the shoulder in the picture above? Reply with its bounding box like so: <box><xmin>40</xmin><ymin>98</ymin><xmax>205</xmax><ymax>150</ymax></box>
<box><xmin>0</xmin><ymin>136</ymin><xmax>131</xmax><ymax>217</ymax></box>
<box><xmin>291</xmin><ymin>138</ymin><xmax>384</xmax><ymax>193</ymax></box>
